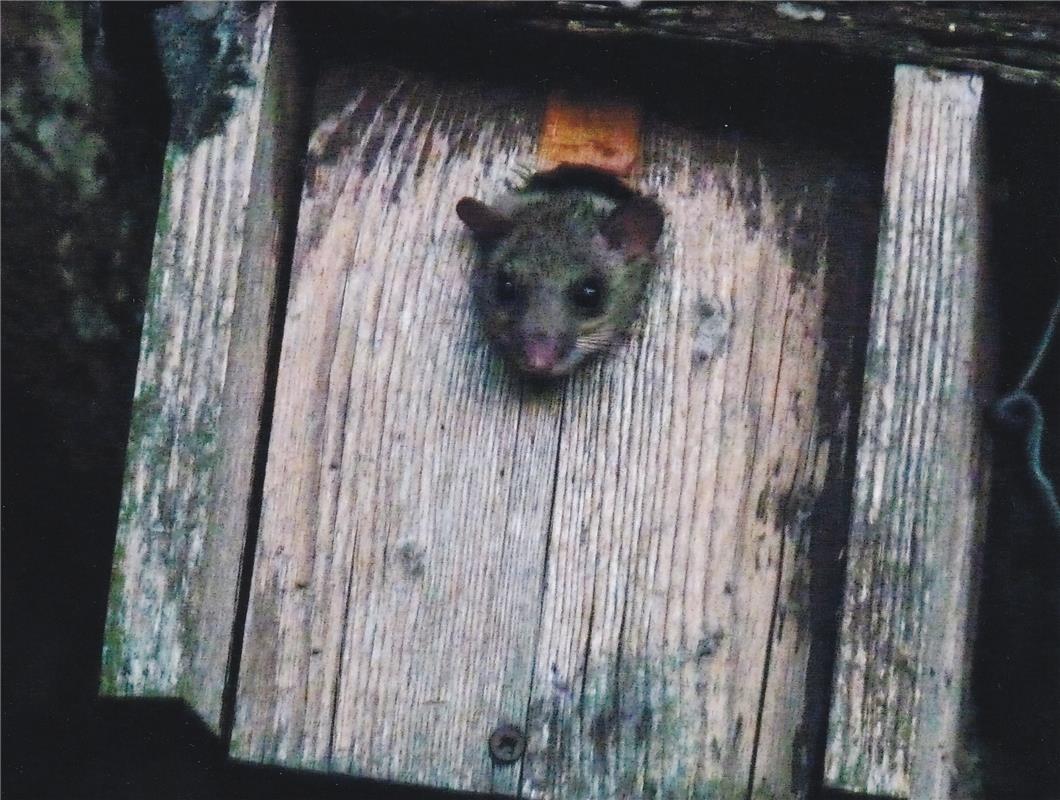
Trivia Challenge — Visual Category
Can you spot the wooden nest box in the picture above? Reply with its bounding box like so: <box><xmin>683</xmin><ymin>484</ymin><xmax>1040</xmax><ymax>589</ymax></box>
<box><xmin>102</xmin><ymin>4</ymin><xmax>1058</xmax><ymax>798</ymax></box>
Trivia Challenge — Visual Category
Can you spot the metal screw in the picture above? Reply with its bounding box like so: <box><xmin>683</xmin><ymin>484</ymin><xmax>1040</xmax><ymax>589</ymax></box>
<box><xmin>488</xmin><ymin>723</ymin><xmax>527</xmax><ymax>765</ymax></box>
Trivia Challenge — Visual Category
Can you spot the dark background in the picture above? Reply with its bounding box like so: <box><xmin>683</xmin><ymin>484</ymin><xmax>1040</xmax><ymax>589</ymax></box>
<box><xmin>3</xmin><ymin>4</ymin><xmax>1058</xmax><ymax>799</ymax></box>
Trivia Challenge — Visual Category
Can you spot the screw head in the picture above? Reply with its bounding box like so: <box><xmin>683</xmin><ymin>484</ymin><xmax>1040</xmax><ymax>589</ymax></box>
<box><xmin>488</xmin><ymin>723</ymin><xmax>527</xmax><ymax>764</ymax></box>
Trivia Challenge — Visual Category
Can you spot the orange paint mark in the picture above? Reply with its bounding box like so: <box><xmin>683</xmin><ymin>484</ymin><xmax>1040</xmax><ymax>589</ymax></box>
<box><xmin>538</xmin><ymin>93</ymin><xmax>642</xmax><ymax>178</ymax></box>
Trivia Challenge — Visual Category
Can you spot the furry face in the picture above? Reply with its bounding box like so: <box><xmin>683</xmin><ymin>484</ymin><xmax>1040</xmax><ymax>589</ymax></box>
<box><xmin>457</xmin><ymin>166</ymin><xmax>664</xmax><ymax>378</ymax></box>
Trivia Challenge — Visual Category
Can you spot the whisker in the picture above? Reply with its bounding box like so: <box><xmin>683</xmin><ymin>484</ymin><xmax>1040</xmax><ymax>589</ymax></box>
<box><xmin>576</xmin><ymin>330</ymin><xmax>616</xmax><ymax>352</ymax></box>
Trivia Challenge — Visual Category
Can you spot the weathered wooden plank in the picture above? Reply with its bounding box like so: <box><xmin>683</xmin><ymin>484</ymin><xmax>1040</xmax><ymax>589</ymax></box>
<box><xmin>521</xmin><ymin>128</ymin><xmax>871</xmax><ymax>800</ymax></box>
<box><xmin>824</xmin><ymin>66</ymin><xmax>991</xmax><ymax>797</ymax></box>
<box><xmin>746</xmin><ymin>174</ymin><xmax>878</xmax><ymax>800</ymax></box>
<box><xmin>229</xmin><ymin>69</ymin><xmax>561</xmax><ymax>796</ymax></box>
<box><xmin>232</xmin><ymin>60</ymin><xmax>876</xmax><ymax>798</ymax></box>
<box><xmin>372</xmin><ymin>3</ymin><xmax>1060</xmax><ymax>90</ymax></box>
<box><xmin>100</xmin><ymin>2</ymin><xmax>303</xmax><ymax>734</ymax></box>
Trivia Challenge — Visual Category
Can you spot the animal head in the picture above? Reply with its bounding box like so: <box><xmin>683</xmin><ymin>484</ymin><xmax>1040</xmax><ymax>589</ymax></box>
<box><xmin>457</xmin><ymin>170</ymin><xmax>663</xmax><ymax>378</ymax></box>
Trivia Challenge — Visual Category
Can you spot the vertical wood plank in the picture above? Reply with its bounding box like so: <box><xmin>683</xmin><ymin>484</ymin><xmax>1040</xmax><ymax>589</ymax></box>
<box><xmin>824</xmin><ymin>66</ymin><xmax>991</xmax><ymax>798</ymax></box>
<box><xmin>230</xmin><ymin>70</ymin><xmax>562</xmax><ymax>796</ymax></box>
<box><xmin>746</xmin><ymin>170</ymin><xmax>878</xmax><ymax>800</ymax></box>
<box><xmin>99</xmin><ymin>3</ymin><xmax>303</xmax><ymax>734</ymax></box>
<box><xmin>521</xmin><ymin>126</ymin><xmax>871</xmax><ymax>800</ymax></box>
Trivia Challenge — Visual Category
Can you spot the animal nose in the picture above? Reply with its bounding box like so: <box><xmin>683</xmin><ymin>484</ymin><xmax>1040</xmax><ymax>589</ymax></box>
<box><xmin>523</xmin><ymin>335</ymin><xmax>563</xmax><ymax>372</ymax></box>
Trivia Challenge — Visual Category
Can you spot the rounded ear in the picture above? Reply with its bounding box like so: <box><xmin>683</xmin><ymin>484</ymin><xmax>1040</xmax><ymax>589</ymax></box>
<box><xmin>600</xmin><ymin>197</ymin><xmax>664</xmax><ymax>257</ymax></box>
<box><xmin>456</xmin><ymin>197</ymin><xmax>514</xmax><ymax>239</ymax></box>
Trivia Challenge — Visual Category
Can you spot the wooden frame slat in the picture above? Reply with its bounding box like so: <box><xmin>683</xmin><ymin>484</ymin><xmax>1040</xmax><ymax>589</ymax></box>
<box><xmin>824</xmin><ymin>65</ymin><xmax>992</xmax><ymax>797</ymax></box>
<box><xmin>99</xmin><ymin>2</ymin><xmax>303</xmax><ymax>734</ymax></box>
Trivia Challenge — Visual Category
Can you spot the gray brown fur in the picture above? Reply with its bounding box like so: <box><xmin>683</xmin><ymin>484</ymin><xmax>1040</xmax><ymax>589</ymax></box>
<box><xmin>456</xmin><ymin>166</ymin><xmax>664</xmax><ymax>377</ymax></box>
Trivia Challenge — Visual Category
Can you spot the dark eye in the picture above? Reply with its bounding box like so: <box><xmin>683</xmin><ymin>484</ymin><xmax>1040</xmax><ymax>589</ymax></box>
<box><xmin>496</xmin><ymin>271</ymin><xmax>522</xmax><ymax>305</ymax></box>
<box><xmin>569</xmin><ymin>275</ymin><xmax>606</xmax><ymax>316</ymax></box>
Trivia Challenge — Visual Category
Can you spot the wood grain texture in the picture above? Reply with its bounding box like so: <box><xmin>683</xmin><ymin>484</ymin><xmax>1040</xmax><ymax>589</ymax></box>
<box><xmin>99</xmin><ymin>3</ymin><xmax>302</xmax><ymax>734</ymax></box>
<box><xmin>230</xmin><ymin>69</ymin><xmax>560</xmax><ymax>797</ymax></box>
<box><xmin>538</xmin><ymin>93</ymin><xmax>641</xmax><ymax>178</ymax></box>
<box><xmin>231</xmin><ymin>66</ymin><xmax>874</xmax><ymax>797</ymax></box>
<box><xmin>521</xmin><ymin>129</ymin><xmax>869</xmax><ymax>800</ymax></box>
<box><xmin>824</xmin><ymin>66</ymin><xmax>991</xmax><ymax>798</ymax></box>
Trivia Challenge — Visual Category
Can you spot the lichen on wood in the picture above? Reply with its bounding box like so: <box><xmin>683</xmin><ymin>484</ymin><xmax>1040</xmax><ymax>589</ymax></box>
<box><xmin>100</xmin><ymin>2</ymin><xmax>304</xmax><ymax>735</ymax></box>
<box><xmin>824</xmin><ymin>65</ymin><xmax>992</xmax><ymax>798</ymax></box>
